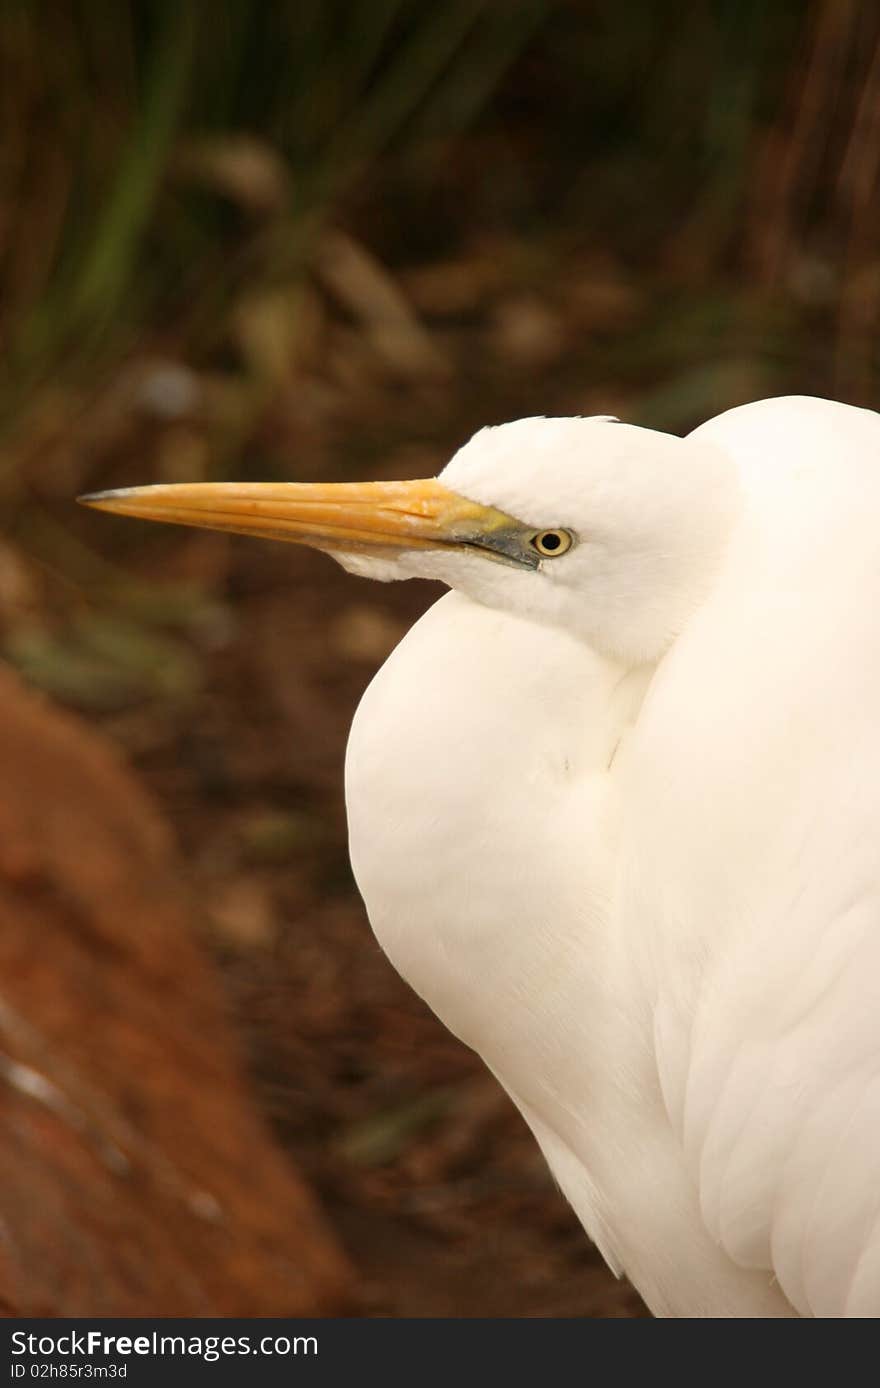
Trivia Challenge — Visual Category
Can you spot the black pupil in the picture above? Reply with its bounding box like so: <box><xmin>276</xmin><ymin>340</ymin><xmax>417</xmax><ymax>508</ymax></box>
<box><xmin>540</xmin><ymin>532</ymin><xmax>562</xmax><ymax>551</ymax></box>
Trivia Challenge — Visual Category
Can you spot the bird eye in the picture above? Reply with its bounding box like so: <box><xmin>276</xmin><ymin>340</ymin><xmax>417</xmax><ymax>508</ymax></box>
<box><xmin>530</xmin><ymin>529</ymin><xmax>573</xmax><ymax>558</ymax></box>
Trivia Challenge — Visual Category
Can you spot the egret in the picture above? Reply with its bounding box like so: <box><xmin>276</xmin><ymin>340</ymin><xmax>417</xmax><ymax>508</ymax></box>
<box><xmin>81</xmin><ymin>395</ymin><xmax>880</xmax><ymax>1318</ymax></box>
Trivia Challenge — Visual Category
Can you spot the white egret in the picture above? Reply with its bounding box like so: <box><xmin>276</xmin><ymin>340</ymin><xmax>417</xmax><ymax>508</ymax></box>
<box><xmin>81</xmin><ymin>395</ymin><xmax>880</xmax><ymax>1318</ymax></box>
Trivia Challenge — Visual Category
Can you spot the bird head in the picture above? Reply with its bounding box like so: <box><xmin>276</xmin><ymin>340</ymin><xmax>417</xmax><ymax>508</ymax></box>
<box><xmin>80</xmin><ymin>415</ymin><xmax>739</xmax><ymax>667</ymax></box>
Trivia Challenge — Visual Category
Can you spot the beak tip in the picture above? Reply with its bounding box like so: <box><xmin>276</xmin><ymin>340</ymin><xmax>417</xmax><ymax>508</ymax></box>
<box><xmin>77</xmin><ymin>487</ymin><xmax>138</xmax><ymax>512</ymax></box>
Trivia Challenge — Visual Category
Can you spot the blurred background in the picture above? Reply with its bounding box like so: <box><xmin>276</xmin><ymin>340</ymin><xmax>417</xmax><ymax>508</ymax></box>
<box><xmin>0</xmin><ymin>0</ymin><xmax>877</xmax><ymax>1317</ymax></box>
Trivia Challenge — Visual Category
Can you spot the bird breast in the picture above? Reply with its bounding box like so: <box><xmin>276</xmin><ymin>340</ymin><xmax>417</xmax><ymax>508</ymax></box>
<box><xmin>344</xmin><ymin>590</ymin><xmax>648</xmax><ymax>1063</ymax></box>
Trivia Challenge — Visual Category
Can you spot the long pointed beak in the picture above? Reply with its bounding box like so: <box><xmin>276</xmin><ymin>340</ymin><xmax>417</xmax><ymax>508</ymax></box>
<box><xmin>77</xmin><ymin>478</ymin><xmax>520</xmax><ymax>559</ymax></box>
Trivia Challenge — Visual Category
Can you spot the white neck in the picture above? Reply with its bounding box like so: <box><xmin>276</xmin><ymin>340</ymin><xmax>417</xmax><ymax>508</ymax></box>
<box><xmin>346</xmin><ymin>591</ymin><xmax>649</xmax><ymax>1260</ymax></box>
<box><xmin>346</xmin><ymin>591</ymin><xmax>637</xmax><ymax>1034</ymax></box>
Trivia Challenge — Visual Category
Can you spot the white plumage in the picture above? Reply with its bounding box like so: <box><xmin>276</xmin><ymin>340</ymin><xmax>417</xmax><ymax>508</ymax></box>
<box><xmin>83</xmin><ymin>395</ymin><xmax>880</xmax><ymax>1317</ymax></box>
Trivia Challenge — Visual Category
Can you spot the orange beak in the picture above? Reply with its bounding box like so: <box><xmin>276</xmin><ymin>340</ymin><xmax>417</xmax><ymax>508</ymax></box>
<box><xmin>78</xmin><ymin>478</ymin><xmax>522</xmax><ymax>560</ymax></box>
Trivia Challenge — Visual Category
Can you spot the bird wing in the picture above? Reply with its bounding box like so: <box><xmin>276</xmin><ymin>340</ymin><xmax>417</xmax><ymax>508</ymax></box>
<box><xmin>652</xmin><ymin>808</ymin><xmax>880</xmax><ymax>1318</ymax></box>
<box><xmin>631</xmin><ymin>397</ymin><xmax>880</xmax><ymax>1317</ymax></box>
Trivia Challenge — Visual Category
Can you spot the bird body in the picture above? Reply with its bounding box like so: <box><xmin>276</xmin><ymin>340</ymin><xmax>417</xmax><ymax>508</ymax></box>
<box><xmin>350</xmin><ymin>397</ymin><xmax>880</xmax><ymax>1316</ymax></box>
<box><xmin>83</xmin><ymin>395</ymin><xmax>880</xmax><ymax>1316</ymax></box>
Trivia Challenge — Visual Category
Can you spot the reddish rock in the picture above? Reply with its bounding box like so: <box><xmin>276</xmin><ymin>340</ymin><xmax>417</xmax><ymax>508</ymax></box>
<box><xmin>0</xmin><ymin>667</ymin><xmax>352</xmax><ymax>1316</ymax></box>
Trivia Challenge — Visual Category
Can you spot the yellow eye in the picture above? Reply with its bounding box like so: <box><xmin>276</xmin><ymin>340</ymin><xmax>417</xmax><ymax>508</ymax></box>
<box><xmin>530</xmin><ymin>529</ymin><xmax>573</xmax><ymax>558</ymax></box>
